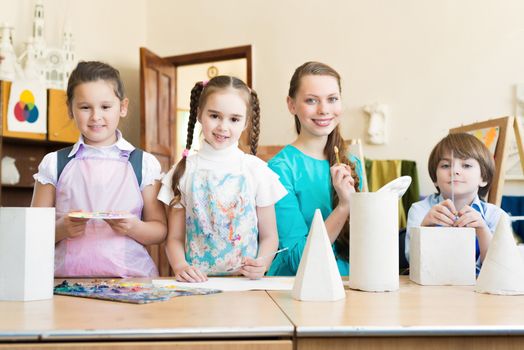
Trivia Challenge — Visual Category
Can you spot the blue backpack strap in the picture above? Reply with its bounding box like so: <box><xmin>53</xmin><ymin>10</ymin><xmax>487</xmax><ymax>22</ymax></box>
<box><xmin>56</xmin><ymin>146</ymin><xmax>75</xmax><ymax>182</ymax></box>
<box><xmin>128</xmin><ymin>148</ymin><xmax>143</xmax><ymax>187</ymax></box>
<box><xmin>56</xmin><ymin>146</ymin><xmax>143</xmax><ymax>186</ymax></box>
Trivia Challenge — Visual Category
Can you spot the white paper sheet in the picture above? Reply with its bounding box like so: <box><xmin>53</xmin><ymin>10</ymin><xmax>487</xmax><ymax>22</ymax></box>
<box><xmin>153</xmin><ymin>277</ymin><xmax>294</xmax><ymax>292</ymax></box>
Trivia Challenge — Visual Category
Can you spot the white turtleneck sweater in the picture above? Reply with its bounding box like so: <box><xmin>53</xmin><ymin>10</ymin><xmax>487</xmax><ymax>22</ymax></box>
<box><xmin>158</xmin><ymin>141</ymin><xmax>286</xmax><ymax>208</ymax></box>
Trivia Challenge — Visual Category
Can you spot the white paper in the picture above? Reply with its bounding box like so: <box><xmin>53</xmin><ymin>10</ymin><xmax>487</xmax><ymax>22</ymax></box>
<box><xmin>153</xmin><ymin>277</ymin><xmax>294</xmax><ymax>292</ymax></box>
<box><xmin>292</xmin><ymin>209</ymin><xmax>345</xmax><ymax>301</ymax></box>
<box><xmin>349</xmin><ymin>192</ymin><xmax>399</xmax><ymax>292</ymax></box>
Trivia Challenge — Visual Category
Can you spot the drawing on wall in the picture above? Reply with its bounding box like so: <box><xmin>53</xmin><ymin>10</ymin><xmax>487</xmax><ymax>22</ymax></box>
<box><xmin>512</xmin><ymin>83</ymin><xmax>524</xmax><ymax>180</ymax></box>
<box><xmin>7</xmin><ymin>80</ymin><xmax>47</xmax><ymax>133</ymax></box>
<box><xmin>468</xmin><ymin>126</ymin><xmax>500</xmax><ymax>155</ymax></box>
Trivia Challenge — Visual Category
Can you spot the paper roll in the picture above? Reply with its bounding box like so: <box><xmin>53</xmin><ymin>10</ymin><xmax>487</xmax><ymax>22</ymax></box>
<box><xmin>349</xmin><ymin>192</ymin><xmax>399</xmax><ymax>292</ymax></box>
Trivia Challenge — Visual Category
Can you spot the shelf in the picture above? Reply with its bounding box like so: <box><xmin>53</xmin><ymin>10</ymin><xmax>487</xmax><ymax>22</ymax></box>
<box><xmin>2</xmin><ymin>136</ymin><xmax>73</xmax><ymax>148</ymax></box>
<box><xmin>1</xmin><ymin>183</ymin><xmax>35</xmax><ymax>189</ymax></box>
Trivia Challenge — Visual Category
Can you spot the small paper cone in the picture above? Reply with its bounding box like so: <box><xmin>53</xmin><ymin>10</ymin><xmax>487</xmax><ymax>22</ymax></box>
<box><xmin>475</xmin><ymin>216</ymin><xmax>524</xmax><ymax>295</ymax></box>
<box><xmin>292</xmin><ymin>209</ymin><xmax>346</xmax><ymax>301</ymax></box>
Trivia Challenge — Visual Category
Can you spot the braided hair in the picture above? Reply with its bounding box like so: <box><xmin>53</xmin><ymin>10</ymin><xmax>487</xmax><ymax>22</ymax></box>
<box><xmin>170</xmin><ymin>76</ymin><xmax>259</xmax><ymax>206</ymax></box>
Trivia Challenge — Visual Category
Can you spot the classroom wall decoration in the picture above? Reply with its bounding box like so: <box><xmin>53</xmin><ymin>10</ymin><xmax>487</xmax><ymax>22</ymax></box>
<box><xmin>469</xmin><ymin>126</ymin><xmax>500</xmax><ymax>155</ymax></box>
<box><xmin>6</xmin><ymin>80</ymin><xmax>47</xmax><ymax>134</ymax></box>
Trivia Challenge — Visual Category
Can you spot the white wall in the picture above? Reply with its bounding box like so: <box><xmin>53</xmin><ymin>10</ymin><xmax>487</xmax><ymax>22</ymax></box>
<box><xmin>146</xmin><ymin>0</ymin><xmax>524</xmax><ymax>196</ymax></box>
<box><xmin>0</xmin><ymin>0</ymin><xmax>147</xmax><ymax>145</ymax></box>
<box><xmin>2</xmin><ymin>0</ymin><xmax>523</xmax><ymax>196</ymax></box>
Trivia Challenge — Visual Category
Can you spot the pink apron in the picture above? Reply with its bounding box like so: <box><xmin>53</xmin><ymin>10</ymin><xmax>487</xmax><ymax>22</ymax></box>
<box><xmin>54</xmin><ymin>145</ymin><xmax>158</xmax><ymax>277</ymax></box>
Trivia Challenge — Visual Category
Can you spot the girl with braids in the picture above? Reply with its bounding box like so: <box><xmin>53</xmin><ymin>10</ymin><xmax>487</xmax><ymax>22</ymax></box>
<box><xmin>158</xmin><ymin>76</ymin><xmax>287</xmax><ymax>282</ymax></box>
<box><xmin>267</xmin><ymin>62</ymin><xmax>363</xmax><ymax>276</ymax></box>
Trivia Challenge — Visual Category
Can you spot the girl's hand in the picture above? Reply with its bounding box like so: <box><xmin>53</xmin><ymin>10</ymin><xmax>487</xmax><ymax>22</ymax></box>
<box><xmin>62</xmin><ymin>211</ymin><xmax>88</xmax><ymax>238</ymax></box>
<box><xmin>174</xmin><ymin>264</ymin><xmax>208</xmax><ymax>283</ymax></box>
<box><xmin>104</xmin><ymin>216</ymin><xmax>140</xmax><ymax>236</ymax></box>
<box><xmin>454</xmin><ymin>205</ymin><xmax>488</xmax><ymax>230</ymax></box>
<box><xmin>239</xmin><ymin>256</ymin><xmax>267</xmax><ymax>280</ymax></box>
<box><xmin>421</xmin><ymin>199</ymin><xmax>457</xmax><ymax>227</ymax></box>
<box><xmin>330</xmin><ymin>164</ymin><xmax>356</xmax><ymax>208</ymax></box>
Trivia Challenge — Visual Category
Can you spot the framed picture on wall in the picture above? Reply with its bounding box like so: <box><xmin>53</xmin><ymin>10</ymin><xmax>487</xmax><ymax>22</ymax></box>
<box><xmin>5</xmin><ymin>80</ymin><xmax>47</xmax><ymax>138</ymax></box>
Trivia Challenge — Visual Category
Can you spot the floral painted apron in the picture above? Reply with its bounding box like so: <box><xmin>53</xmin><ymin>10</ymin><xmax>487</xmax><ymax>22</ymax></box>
<box><xmin>54</xmin><ymin>145</ymin><xmax>158</xmax><ymax>277</ymax></box>
<box><xmin>185</xmin><ymin>156</ymin><xmax>258</xmax><ymax>274</ymax></box>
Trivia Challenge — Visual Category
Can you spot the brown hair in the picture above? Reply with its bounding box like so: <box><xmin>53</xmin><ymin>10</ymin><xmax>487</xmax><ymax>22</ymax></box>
<box><xmin>288</xmin><ymin>61</ymin><xmax>359</xmax><ymax>261</ymax></box>
<box><xmin>66</xmin><ymin>61</ymin><xmax>125</xmax><ymax>114</ymax></box>
<box><xmin>428</xmin><ymin>132</ymin><xmax>494</xmax><ymax>199</ymax></box>
<box><xmin>170</xmin><ymin>75</ymin><xmax>260</xmax><ymax>206</ymax></box>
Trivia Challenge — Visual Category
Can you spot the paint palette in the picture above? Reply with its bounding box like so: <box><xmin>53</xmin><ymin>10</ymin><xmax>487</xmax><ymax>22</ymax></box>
<box><xmin>68</xmin><ymin>211</ymin><xmax>135</xmax><ymax>220</ymax></box>
<box><xmin>376</xmin><ymin>176</ymin><xmax>412</xmax><ymax>198</ymax></box>
<box><xmin>54</xmin><ymin>280</ymin><xmax>221</xmax><ymax>304</ymax></box>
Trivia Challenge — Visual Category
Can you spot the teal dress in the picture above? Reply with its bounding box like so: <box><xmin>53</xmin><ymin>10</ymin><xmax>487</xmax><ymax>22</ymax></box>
<box><xmin>267</xmin><ymin>145</ymin><xmax>363</xmax><ymax>276</ymax></box>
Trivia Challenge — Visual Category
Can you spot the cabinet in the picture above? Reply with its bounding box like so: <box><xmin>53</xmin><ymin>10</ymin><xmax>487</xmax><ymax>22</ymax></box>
<box><xmin>0</xmin><ymin>80</ymin><xmax>79</xmax><ymax>206</ymax></box>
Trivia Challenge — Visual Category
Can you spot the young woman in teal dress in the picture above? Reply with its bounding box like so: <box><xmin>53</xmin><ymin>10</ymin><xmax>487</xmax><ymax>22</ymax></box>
<box><xmin>268</xmin><ymin>62</ymin><xmax>363</xmax><ymax>276</ymax></box>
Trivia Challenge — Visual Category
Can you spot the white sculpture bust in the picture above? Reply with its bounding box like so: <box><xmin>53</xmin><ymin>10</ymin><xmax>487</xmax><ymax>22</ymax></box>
<box><xmin>363</xmin><ymin>103</ymin><xmax>389</xmax><ymax>145</ymax></box>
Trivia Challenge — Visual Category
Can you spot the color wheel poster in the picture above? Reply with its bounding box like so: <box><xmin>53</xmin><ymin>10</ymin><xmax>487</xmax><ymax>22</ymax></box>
<box><xmin>7</xmin><ymin>80</ymin><xmax>47</xmax><ymax>134</ymax></box>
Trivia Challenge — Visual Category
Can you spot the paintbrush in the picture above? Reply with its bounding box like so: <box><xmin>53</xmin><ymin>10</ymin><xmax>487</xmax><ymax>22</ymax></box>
<box><xmin>226</xmin><ymin>247</ymin><xmax>289</xmax><ymax>272</ymax></box>
<box><xmin>334</xmin><ymin>146</ymin><xmax>341</xmax><ymax>165</ymax></box>
<box><xmin>450</xmin><ymin>149</ymin><xmax>458</xmax><ymax>219</ymax></box>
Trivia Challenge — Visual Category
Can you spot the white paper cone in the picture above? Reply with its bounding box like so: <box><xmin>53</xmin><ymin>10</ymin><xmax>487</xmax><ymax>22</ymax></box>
<box><xmin>349</xmin><ymin>192</ymin><xmax>399</xmax><ymax>292</ymax></box>
<box><xmin>292</xmin><ymin>209</ymin><xmax>346</xmax><ymax>301</ymax></box>
<box><xmin>475</xmin><ymin>216</ymin><xmax>524</xmax><ymax>295</ymax></box>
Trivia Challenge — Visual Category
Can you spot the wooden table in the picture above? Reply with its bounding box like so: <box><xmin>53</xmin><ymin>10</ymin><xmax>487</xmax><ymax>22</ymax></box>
<box><xmin>3</xmin><ymin>277</ymin><xmax>524</xmax><ymax>349</ymax></box>
<box><xmin>268</xmin><ymin>277</ymin><xmax>524</xmax><ymax>350</ymax></box>
<box><xmin>0</xmin><ymin>285</ymin><xmax>293</xmax><ymax>350</ymax></box>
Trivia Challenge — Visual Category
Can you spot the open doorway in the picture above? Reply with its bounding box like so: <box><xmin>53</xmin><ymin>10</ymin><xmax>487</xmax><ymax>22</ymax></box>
<box><xmin>139</xmin><ymin>45</ymin><xmax>252</xmax><ymax>276</ymax></box>
<box><xmin>140</xmin><ymin>45</ymin><xmax>252</xmax><ymax>171</ymax></box>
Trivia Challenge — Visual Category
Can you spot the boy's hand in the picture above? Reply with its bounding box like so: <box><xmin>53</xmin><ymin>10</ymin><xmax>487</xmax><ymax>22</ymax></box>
<box><xmin>454</xmin><ymin>205</ymin><xmax>488</xmax><ymax>230</ymax></box>
<box><xmin>63</xmin><ymin>211</ymin><xmax>89</xmax><ymax>238</ymax></box>
<box><xmin>174</xmin><ymin>264</ymin><xmax>208</xmax><ymax>283</ymax></box>
<box><xmin>421</xmin><ymin>199</ymin><xmax>457</xmax><ymax>226</ymax></box>
<box><xmin>239</xmin><ymin>256</ymin><xmax>267</xmax><ymax>280</ymax></box>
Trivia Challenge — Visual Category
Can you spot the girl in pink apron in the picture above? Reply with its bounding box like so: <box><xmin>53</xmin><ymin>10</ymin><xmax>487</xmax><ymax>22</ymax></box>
<box><xmin>158</xmin><ymin>76</ymin><xmax>287</xmax><ymax>282</ymax></box>
<box><xmin>32</xmin><ymin>61</ymin><xmax>166</xmax><ymax>277</ymax></box>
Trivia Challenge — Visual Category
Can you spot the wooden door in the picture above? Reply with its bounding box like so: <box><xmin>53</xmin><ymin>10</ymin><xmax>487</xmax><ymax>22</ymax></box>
<box><xmin>140</xmin><ymin>47</ymin><xmax>176</xmax><ymax>170</ymax></box>
<box><xmin>139</xmin><ymin>47</ymin><xmax>176</xmax><ymax>276</ymax></box>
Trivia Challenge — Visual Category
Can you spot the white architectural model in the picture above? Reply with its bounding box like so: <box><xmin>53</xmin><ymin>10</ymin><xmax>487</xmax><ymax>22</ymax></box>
<box><xmin>0</xmin><ymin>0</ymin><xmax>75</xmax><ymax>89</ymax></box>
<box><xmin>292</xmin><ymin>209</ymin><xmax>346</xmax><ymax>301</ymax></box>
<box><xmin>0</xmin><ymin>23</ymin><xmax>22</xmax><ymax>81</ymax></box>
<box><xmin>409</xmin><ymin>227</ymin><xmax>476</xmax><ymax>286</ymax></box>
<box><xmin>0</xmin><ymin>208</ymin><xmax>55</xmax><ymax>301</ymax></box>
<box><xmin>475</xmin><ymin>216</ymin><xmax>524</xmax><ymax>295</ymax></box>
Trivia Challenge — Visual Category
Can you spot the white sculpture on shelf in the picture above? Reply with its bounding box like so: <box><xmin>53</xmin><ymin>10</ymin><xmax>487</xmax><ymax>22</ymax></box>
<box><xmin>1</xmin><ymin>156</ymin><xmax>20</xmax><ymax>185</ymax></box>
<box><xmin>475</xmin><ymin>216</ymin><xmax>524</xmax><ymax>295</ymax></box>
<box><xmin>0</xmin><ymin>22</ymin><xmax>22</xmax><ymax>81</ymax></box>
<box><xmin>0</xmin><ymin>0</ymin><xmax>75</xmax><ymax>89</ymax></box>
<box><xmin>363</xmin><ymin>103</ymin><xmax>389</xmax><ymax>145</ymax></box>
<box><xmin>292</xmin><ymin>209</ymin><xmax>346</xmax><ymax>301</ymax></box>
